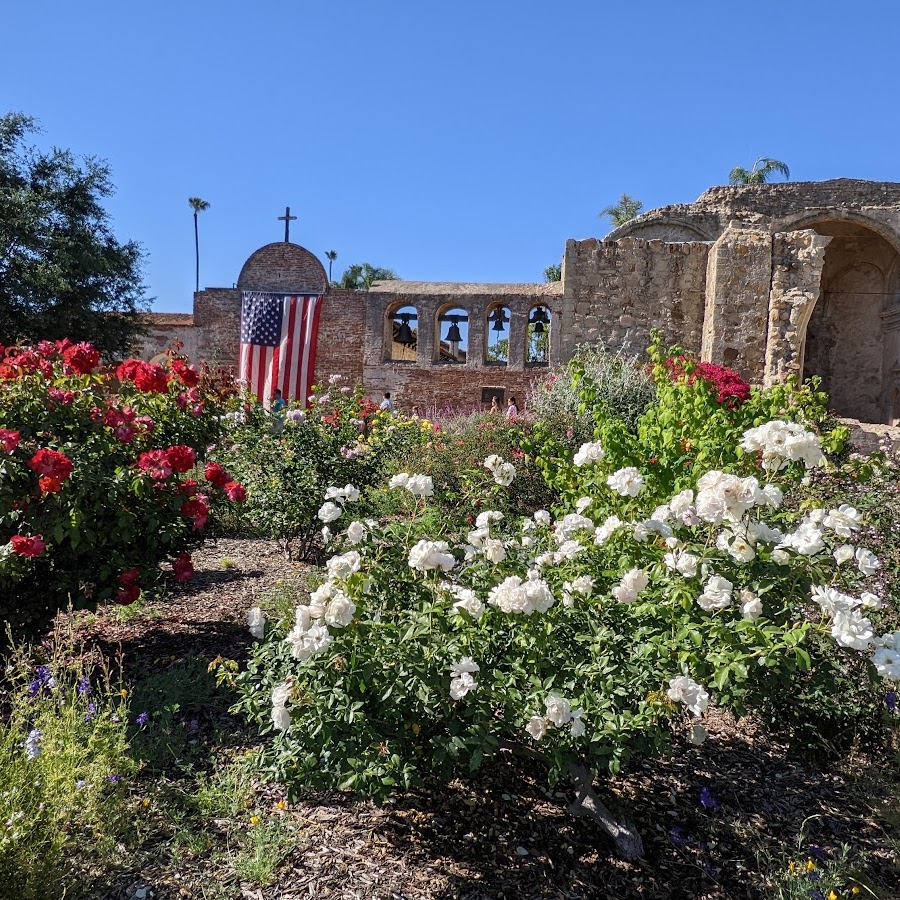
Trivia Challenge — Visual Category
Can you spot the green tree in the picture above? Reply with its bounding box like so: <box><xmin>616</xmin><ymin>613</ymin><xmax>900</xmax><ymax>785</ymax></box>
<box><xmin>728</xmin><ymin>157</ymin><xmax>790</xmax><ymax>185</ymax></box>
<box><xmin>325</xmin><ymin>249</ymin><xmax>338</xmax><ymax>283</ymax></box>
<box><xmin>0</xmin><ymin>113</ymin><xmax>147</xmax><ymax>356</ymax></box>
<box><xmin>598</xmin><ymin>193</ymin><xmax>644</xmax><ymax>227</ymax></box>
<box><xmin>188</xmin><ymin>197</ymin><xmax>210</xmax><ymax>293</ymax></box>
<box><xmin>338</xmin><ymin>263</ymin><xmax>398</xmax><ymax>290</ymax></box>
<box><xmin>543</xmin><ymin>263</ymin><xmax>561</xmax><ymax>282</ymax></box>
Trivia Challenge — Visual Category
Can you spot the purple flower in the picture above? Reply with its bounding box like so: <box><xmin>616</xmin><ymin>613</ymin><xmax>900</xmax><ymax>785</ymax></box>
<box><xmin>24</xmin><ymin>728</ymin><xmax>43</xmax><ymax>760</ymax></box>
<box><xmin>809</xmin><ymin>845</ymin><xmax>828</xmax><ymax>861</ymax></box>
<box><xmin>76</xmin><ymin>677</ymin><xmax>91</xmax><ymax>697</ymax></box>
<box><xmin>886</xmin><ymin>691</ymin><xmax>897</xmax><ymax>713</ymax></box>
<box><xmin>106</xmin><ymin>774</ymin><xmax>120</xmax><ymax>783</ymax></box>
<box><xmin>84</xmin><ymin>701</ymin><xmax>97</xmax><ymax>722</ymax></box>
<box><xmin>27</xmin><ymin>679</ymin><xmax>42</xmax><ymax>698</ymax></box>
<box><xmin>699</xmin><ymin>787</ymin><xmax>720</xmax><ymax>811</ymax></box>
<box><xmin>703</xmin><ymin>861</ymin><xmax>720</xmax><ymax>879</ymax></box>
<box><xmin>810</xmin><ymin>890</ymin><xmax>825</xmax><ymax>900</ymax></box>
<box><xmin>35</xmin><ymin>665</ymin><xmax>51</xmax><ymax>682</ymax></box>
<box><xmin>669</xmin><ymin>826</ymin><xmax>686</xmax><ymax>848</ymax></box>
<box><xmin>135</xmin><ymin>711</ymin><xmax>150</xmax><ymax>727</ymax></box>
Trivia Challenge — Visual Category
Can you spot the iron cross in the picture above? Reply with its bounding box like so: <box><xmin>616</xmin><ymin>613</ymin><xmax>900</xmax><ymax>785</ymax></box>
<box><xmin>278</xmin><ymin>206</ymin><xmax>297</xmax><ymax>242</ymax></box>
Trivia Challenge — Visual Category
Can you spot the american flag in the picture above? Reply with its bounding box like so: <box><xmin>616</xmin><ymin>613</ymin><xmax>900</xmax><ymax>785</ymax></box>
<box><xmin>239</xmin><ymin>292</ymin><xmax>323</xmax><ymax>404</ymax></box>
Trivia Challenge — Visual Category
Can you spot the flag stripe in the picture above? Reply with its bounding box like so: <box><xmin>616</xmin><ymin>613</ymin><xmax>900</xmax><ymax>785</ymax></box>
<box><xmin>239</xmin><ymin>292</ymin><xmax>323</xmax><ymax>406</ymax></box>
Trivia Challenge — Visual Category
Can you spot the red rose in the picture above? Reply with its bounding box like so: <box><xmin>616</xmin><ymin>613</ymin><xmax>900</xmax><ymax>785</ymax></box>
<box><xmin>63</xmin><ymin>342</ymin><xmax>100</xmax><ymax>374</ymax></box>
<box><xmin>39</xmin><ymin>475</ymin><xmax>65</xmax><ymax>493</ymax></box>
<box><xmin>119</xmin><ymin>568</ymin><xmax>139</xmax><ymax>585</ymax></box>
<box><xmin>10</xmin><ymin>534</ymin><xmax>46</xmax><ymax>557</ymax></box>
<box><xmin>133</xmin><ymin>363</ymin><xmax>169</xmax><ymax>394</ymax></box>
<box><xmin>180</xmin><ymin>495</ymin><xmax>209</xmax><ymax>530</ymax></box>
<box><xmin>0</xmin><ymin>429</ymin><xmax>20</xmax><ymax>453</ymax></box>
<box><xmin>173</xmin><ymin>552</ymin><xmax>194</xmax><ymax>582</ymax></box>
<box><xmin>29</xmin><ymin>448</ymin><xmax>74</xmax><ymax>485</ymax></box>
<box><xmin>115</xmin><ymin>425</ymin><xmax>137</xmax><ymax>444</ymax></box>
<box><xmin>223</xmin><ymin>481</ymin><xmax>246</xmax><ymax>502</ymax></box>
<box><xmin>116</xmin><ymin>359</ymin><xmax>145</xmax><ymax>382</ymax></box>
<box><xmin>171</xmin><ymin>359</ymin><xmax>200</xmax><ymax>388</ymax></box>
<box><xmin>204</xmin><ymin>462</ymin><xmax>230</xmax><ymax>488</ymax></box>
<box><xmin>115</xmin><ymin>583</ymin><xmax>140</xmax><ymax>605</ymax></box>
<box><xmin>137</xmin><ymin>450</ymin><xmax>173</xmax><ymax>480</ymax></box>
<box><xmin>166</xmin><ymin>445</ymin><xmax>196</xmax><ymax>474</ymax></box>
<box><xmin>178</xmin><ymin>479</ymin><xmax>199</xmax><ymax>496</ymax></box>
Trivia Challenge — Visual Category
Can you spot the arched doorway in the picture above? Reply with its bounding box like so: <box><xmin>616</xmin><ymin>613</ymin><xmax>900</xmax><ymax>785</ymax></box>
<box><xmin>800</xmin><ymin>219</ymin><xmax>900</xmax><ymax>424</ymax></box>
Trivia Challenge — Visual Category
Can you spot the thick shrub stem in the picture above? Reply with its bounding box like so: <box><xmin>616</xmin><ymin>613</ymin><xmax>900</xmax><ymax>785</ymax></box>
<box><xmin>567</xmin><ymin>762</ymin><xmax>644</xmax><ymax>860</ymax></box>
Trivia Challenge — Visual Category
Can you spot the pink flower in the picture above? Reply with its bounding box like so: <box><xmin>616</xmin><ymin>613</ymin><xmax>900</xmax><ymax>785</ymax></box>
<box><xmin>11</xmin><ymin>534</ymin><xmax>46</xmax><ymax>557</ymax></box>
<box><xmin>0</xmin><ymin>429</ymin><xmax>20</xmax><ymax>453</ymax></box>
<box><xmin>173</xmin><ymin>552</ymin><xmax>194</xmax><ymax>582</ymax></box>
<box><xmin>223</xmin><ymin>481</ymin><xmax>247</xmax><ymax>502</ymax></box>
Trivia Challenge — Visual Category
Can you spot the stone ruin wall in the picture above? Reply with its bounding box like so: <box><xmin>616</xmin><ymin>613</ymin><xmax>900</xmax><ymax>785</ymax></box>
<box><xmin>559</xmin><ymin>237</ymin><xmax>710</xmax><ymax>361</ymax></box>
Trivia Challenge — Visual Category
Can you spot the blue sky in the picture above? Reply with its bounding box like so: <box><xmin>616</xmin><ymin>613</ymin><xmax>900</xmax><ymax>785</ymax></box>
<box><xmin>2</xmin><ymin>1</ymin><xmax>898</xmax><ymax>313</ymax></box>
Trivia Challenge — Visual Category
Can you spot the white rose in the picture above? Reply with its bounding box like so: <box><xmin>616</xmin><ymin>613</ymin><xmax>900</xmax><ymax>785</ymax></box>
<box><xmin>533</xmin><ymin>510</ymin><xmax>551</xmax><ymax>526</ymax></box>
<box><xmin>271</xmin><ymin>705</ymin><xmax>291</xmax><ymax>731</ymax></box>
<box><xmin>873</xmin><ymin>647</ymin><xmax>900</xmax><ymax>680</ymax></box>
<box><xmin>317</xmin><ymin>501</ymin><xmax>342</xmax><ymax>523</ymax></box>
<box><xmin>606</xmin><ymin>467</ymin><xmax>644</xmax><ymax>497</ymax></box>
<box><xmin>327</xmin><ymin>551</ymin><xmax>362</xmax><ymax>581</ymax></box>
<box><xmin>325</xmin><ymin>595</ymin><xmax>357</xmax><ymax>628</ymax></box>
<box><xmin>697</xmin><ymin>574</ymin><xmax>733</xmax><ymax>612</ymax></box>
<box><xmin>856</xmin><ymin>547</ymin><xmax>880</xmax><ymax>576</ymax></box>
<box><xmin>493</xmin><ymin>462</ymin><xmax>516</xmax><ymax>486</ymax></box>
<box><xmin>544</xmin><ymin>693</ymin><xmax>573</xmax><ymax>728</ymax></box>
<box><xmin>525</xmin><ymin>716</ymin><xmax>548</xmax><ymax>741</ymax></box>
<box><xmin>346</xmin><ymin>521</ymin><xmax>367</xmax><ymax>545</ymax></box>
<box><xmin>741</xmin><ymin>591</ymin><xmax>762</xmax><ymax>621</ymax></box>
<box><xmin>667</xmin><ymin>675</ymin><xmax>709</xmax><ymax>716</ymax></box>
<box><xmin>573</xmin><ymin>441</ymin><xmax>605</xmax><ymax>467</ymax></box>
<box><xmin>483</xmin><ymin>538</ymin><xmax>506</xmax><ymax>564</ymax></box>
<box><xmin>833</xmin><ymin>544</ymin><xmax>855</xmax><ymax>566</ymax></box>
<box><xmin>247</xmin><ymin>606</ymin><xmax>265</xmax><ymax>639</ymax></box>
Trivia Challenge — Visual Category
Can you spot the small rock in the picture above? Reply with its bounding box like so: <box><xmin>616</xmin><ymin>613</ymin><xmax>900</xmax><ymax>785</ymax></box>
<box><xmin>515</xmin><ymin>846</ymin><xmax>529</xmax><ymax>856</ymax></box>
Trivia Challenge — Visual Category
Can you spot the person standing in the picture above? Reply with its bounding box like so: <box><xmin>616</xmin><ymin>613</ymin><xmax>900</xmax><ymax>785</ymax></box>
<box><xmin>506</xmin><ymin>396</ymin><xmax>519</xmax><ymax>420</ymax></box>
<box><xmin>489</xmin><ymin>396</ymin><xmax>500</xmax><ymax>414</ymax></box>
<box><xmin>379</xmin><ymin>392</ymin><xmax>395</xmax><ymax>412</ymax></box>
<box><xmin>271</xmin><ymin>388</ymin><xmax>286</xmax><ymax>434</ymax></box>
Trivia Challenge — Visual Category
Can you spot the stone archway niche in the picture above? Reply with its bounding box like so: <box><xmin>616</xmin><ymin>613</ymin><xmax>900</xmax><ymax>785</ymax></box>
<box><xmin>800</xmin><ymin>219</ymin><xmax>900</xmax><ymax>424</ymax></box>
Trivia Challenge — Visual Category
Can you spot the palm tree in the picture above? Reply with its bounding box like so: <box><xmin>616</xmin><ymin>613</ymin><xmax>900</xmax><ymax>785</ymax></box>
<box><xmin>325</xmin><ymin>249</ymin><xmax>338</xmax><ymax>283</ymax></box>
<box><xmin>339</xmin><ymin>263</ymin><xmax>398</xmax><ymax>290</ymax></box>
<box><xmin>598</xmin><ymin>194</ymin><xmax>644</xmax><ymax>227</ymax></box>
<box><xmin>728</xmin><ymin>157</ymin><xmax>790</xmax><ymax>185</ymax></box>
<box><xmin>188</xmin><ymin>197</ymin><xmax>210</xmax><ymax>293</ymax></box>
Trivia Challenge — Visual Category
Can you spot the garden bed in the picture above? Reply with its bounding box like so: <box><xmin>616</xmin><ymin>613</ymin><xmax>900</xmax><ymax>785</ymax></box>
<box><xmin>50</xmin><ymin>537</ymin><xmax>899</xmax><ymax>900</ymax></box>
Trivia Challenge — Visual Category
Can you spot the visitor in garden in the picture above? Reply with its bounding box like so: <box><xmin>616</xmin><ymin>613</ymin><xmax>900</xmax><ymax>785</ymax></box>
<box><xmin>380</xmin><ymin>391</ymin><xmax>394</xmax><ymax>412</ymax></box>
<box><xmin>506</xmin><ymin>396</ymin><xmax>519</xmax><ymax>419</ymax></box>
<box><xmin>271</xmin><ymin>388</ymin><xmax>285</xmax><ymax>434</ymax></box>
<box><xmin>489</xmin><ymin>396</ymin><xmax>501</xmax><ymax>414</ymax></box>
<box><xmin>411</xmin><ymin>405</ymin><xmax>421</xmax><ymax>418</ymax></box>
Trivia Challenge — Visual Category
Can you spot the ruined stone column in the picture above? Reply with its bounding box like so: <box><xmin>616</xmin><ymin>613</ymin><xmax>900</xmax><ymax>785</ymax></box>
<box><xmin>700</xmin><ymin>224</ymin><xmax>773</xmax><ymax>381</ymax></box>
<box><xmin>763</xmin><ymin>230</ymin><xmax>830</xmax><ymax>386</ymax></box>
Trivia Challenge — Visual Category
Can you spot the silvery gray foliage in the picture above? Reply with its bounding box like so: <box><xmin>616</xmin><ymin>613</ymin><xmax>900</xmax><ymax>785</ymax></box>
<box><xmin>527</xmin><ymin>345</ymin><xmax>656</xmax><ymax>445</ymax></box>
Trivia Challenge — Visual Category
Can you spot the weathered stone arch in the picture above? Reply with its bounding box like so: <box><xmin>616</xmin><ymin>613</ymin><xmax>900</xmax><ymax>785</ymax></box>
<box><xmin>608</xmin><ymin>215</ymin><xmax>715</xmax><ymax>243</ymax></box>
<box><xmin>796</xmin><ymin>218</ymin><xmax>900</xmax><ymax>423</ymax></box>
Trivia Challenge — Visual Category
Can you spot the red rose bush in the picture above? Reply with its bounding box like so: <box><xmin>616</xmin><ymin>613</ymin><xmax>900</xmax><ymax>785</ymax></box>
<box><xmin>0</xmin><ymin>340</ymin><xmax>246</xmax><ymax>636</ymax></box>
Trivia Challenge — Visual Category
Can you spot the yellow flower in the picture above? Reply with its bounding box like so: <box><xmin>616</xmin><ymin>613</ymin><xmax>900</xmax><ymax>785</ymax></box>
<box><xmin>851</xmin><ymin>888</ymin><xmax>861</xmax><ymax>895</ymax></box>
<box><xmin>827</xmin><ymin>892</ymin><xmax>838</xmax><ymax>900</ymax></box>
<box><xmin>141</xmin><ymin>798</ymin><xmax>150</xmax><ymax>808</ymax></box>
<box><xmin>119</xmin><ymin>689</ymin><xmax>128</xmax><ymax>699</ymax></box>
<box><xmin>788</xmin><ymin>862</ymin><xmax>799</xmax><ymax>874</ymax></box>
<box><xmin>807</xmin><ymin>860</ymin><xmax>817</xmax><ymax>872</ymax></box>
<box><xmin>275</xmin><ymin>799</ymin><xmax>287</xmax><ymax>810</ymax></box>
<box><xmin>249</xmin><ymin>815</ymin><xmax>260</xmax><ymax>826</ymax></box>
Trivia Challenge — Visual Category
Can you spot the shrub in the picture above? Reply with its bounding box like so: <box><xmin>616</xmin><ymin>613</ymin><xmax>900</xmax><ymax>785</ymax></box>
<box><xmin>371</xmin><ymin>411</ymin><xmax>558</xmax><ymax>532</ymax></box>
<box><xmin>0</xmin><ymin>340</ymin><xmax>242</xmax><ymax>637</ymax></box>
<box><xmin>210</xmin><ymin>377</ymin><xmax>429</xmax><ymax>559</ymax></box>
<box><xmin>232</xmin><ymin>408</ymin><xmax>894</xmax><ymax>837</ymax></box>
<box><xmin>0</xmin><ymin>628</ymin><xmax>136</xmax><ymax>898</ymax></box>
<box><xmin>526</xmin><ymin>344</ymin><xmax>657</xmax><ymax>447</ymax></box>
<box><xmin>528</xmin><ymin>333</ymin><xmax>849</xmax><ymax>508</ymax></box>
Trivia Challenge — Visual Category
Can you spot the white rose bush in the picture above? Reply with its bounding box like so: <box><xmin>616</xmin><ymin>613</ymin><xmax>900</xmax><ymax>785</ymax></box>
<box><xmin>230</xmin><ymin>339</ymin><xmax>895</xmax><ymax>860</ymax></box>
<box><xmin>232</xmin><ymin>416</ymin><xmax>895</xmax><ymax>857</ymax></box>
